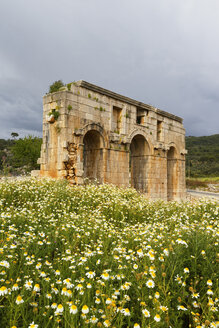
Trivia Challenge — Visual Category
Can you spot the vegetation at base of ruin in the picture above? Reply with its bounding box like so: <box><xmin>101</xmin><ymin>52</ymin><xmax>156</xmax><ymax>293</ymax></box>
<box><xmin>0</xmin><ymin>136</ymin><xmax>42</xmax><ymax>175</ymax></box>
<box><xmin>49</xmin><ymin>80</ymin><xmax>64</xmax><ymax>93</ymax></box>
<box><xmin>186</xmin><ymin>178</ymin><xmax>208</xmax><ymax>189</ymax></box>
<box><xmin>0</xmin><ymin>179</ymin><xmax>218</xmax><ymax>328</ymax></box>
<box><xmin>187</xmin><ymin>177</ymin><xmax>219</xmax><ymax>186</ymax></box>
<box><xmin>186</xmin><ymin>177</ymin><xmax>219</xmax><ymax>193</ymax></box>
<box><xmin>186</xmin><ymin>134</ymin><xmax>219</xmax><ymax>177</ymax></box>
<box><xmin>194</xmin><ymin>177</ymin><xmax>219</xmax><ymax>183</ymax></box>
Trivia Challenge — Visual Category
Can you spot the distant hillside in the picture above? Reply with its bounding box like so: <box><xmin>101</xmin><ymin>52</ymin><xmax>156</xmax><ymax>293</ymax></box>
<box><xmin>185</xmin><ymin>134</ymin><xmax>219</xmax><ymax>177</ymax></box>
<box><xmin>0</xmin><ymin>137</ymin><xmax>41</xmax><ymax>175</ymax></box>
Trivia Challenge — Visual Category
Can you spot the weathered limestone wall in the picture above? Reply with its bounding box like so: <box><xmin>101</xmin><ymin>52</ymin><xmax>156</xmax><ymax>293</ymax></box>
<box><xmin>38</xmin><ymin>80</ymin><xmax>186</xmax><ymax>200</ymax></box>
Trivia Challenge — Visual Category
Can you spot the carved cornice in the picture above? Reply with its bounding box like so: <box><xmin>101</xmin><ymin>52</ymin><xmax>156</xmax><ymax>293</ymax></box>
<box><xmin>180</xmin><ymin>149</ymin><xmax>188</xmax><ymax>155</ymax></box>
<box><xmin>109</xmin><ymin>132</ymin><xmax>120</xmax><ymax>143</ymax></box>
<box><xmin>74</xmin><ymin>129</ymin><xmax>83</xmax><ymax>136</ymax></box>
<box><xmin>154</xmin><ymin>142</ymin><xmax>166</xmax><ymax>150</ymax></box>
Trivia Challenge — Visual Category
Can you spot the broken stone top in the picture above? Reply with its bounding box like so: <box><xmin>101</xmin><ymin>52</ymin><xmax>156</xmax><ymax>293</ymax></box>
<box><xmin>71</xmin><ymin>80</ymin><xmax>183</xmax><ymax>123</ymax></box>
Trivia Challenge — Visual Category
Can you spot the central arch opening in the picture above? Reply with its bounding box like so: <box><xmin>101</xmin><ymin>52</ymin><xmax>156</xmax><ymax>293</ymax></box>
<box><xmin>130</xmin><ymin>134</ymin><xmax>150</xmax><ymax>193</ymax></box>
<box><xmin>167</xmin><ymin>146</ymin><xmax>177</xmax><ymax>200</ymax></box>
<box><xmin>83</xmin><ymin>130</ymin><xmax>103</xmax><ymax>182</ymax></box>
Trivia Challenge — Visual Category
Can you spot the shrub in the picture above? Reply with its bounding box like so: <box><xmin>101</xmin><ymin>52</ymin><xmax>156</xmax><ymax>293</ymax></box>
<box><xmin>49</xmin><ymin>80</ymin><xmax>64</xmax><ymax>93</ymax></box>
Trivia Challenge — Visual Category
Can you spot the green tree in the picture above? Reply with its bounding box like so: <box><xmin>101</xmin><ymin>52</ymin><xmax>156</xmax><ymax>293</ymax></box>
<box><xmin>10</xmin><ymin>136</ymin><xmax>42</xmax><ymax>171</ymax></box>
<box><xmin>49</xmin><ymin>80</ymin><xmax>64</xmax><ymax>93</ymax></box>
<box><xmin>11</xmin><ymin>132</ymin><xmax>19</xmax><ymax>139</ymax></box>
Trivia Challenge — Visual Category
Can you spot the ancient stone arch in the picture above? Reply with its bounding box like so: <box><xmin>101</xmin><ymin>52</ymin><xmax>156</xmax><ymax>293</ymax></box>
<box><xmin>80</xmin><ymin>123</ymin><xmax>106</xmax><ymax>147</ymax></box>
<box><xmin>167</xmin><ymin>142</ymin><xmax>180</xmax><ymax>157</ymax></box>
<box><xmin>38</xmin><ymin>80</ymin><xmax>186</xmax><ymax>200</ymax></box>
<box><xmin>127</xmin><ymin>129</ymin><xmax>153</xmax><ymax>151</ymax></box>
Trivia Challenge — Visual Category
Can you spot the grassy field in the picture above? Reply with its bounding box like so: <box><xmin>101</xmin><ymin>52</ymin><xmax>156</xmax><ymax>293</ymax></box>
<box><xmin>186</xmin><ymin>177</ymin><xmax>219</xmax><ymax>191</ymax></box>
<box><xmin>0</xmin><ymin>179</ymin><xmax>218</xmax><ymax>328</ymax></box>
<box><xmin>187</xmin><ymin>177</ymin><xmax>219</xmax><ymax>183</ymax></box>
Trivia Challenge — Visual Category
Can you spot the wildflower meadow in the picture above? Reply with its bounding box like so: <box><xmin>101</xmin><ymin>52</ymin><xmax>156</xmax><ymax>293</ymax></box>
<box><xmin>0</xmin><ymin>178</ymin><xmax>218</xmax><ymax>328</ymax></box>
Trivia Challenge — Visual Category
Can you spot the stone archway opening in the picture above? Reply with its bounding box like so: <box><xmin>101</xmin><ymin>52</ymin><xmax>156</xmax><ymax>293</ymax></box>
<box><xmin>130</xmin><ymin>134</ymin><xmax>150</xmax><ymax>193</ymax></box>
<box><xmin>167</xmin><ymin>146</ymin><xmax>178</xmax><ymax>201</ymax></box>
<box><xmin>83</xmin><ymin>130</ymin><xmax>104</xmax><ymax>182</ymax></box>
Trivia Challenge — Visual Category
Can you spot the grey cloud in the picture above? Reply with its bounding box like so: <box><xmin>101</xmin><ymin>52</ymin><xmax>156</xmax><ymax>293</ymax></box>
<box><xmin>0</xmin><ymin>79</ymin><xmax>42</xmax><ymax>138</ymax></box>
<box><xmin>0</xmin><ymin>0</ymin><xmax>219</xmax><ymax>138</ymax></box>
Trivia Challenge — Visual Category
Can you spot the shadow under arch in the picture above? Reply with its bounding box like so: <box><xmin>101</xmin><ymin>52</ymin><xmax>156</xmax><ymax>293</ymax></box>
<box><xmin>167</xmin><ymin>145</ymin><xmax>178</xmax><ymax>201</ymax></box>
<box><xmin>130</xmin><ymin>133</ymin><xmax>150</xmax><ymax>193</ymax></box>
<box><xmin>83</xmin><ymin>127</ymin><xmax>105</xmax><ymax>183</ymax></box>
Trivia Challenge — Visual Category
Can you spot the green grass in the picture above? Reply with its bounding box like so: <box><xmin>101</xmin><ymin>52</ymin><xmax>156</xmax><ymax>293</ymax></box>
<box><xmin>186</xmin><ymin>177</ymin><xmax>219</xmax><ymax>190</ymax></box>
<box><xmin>196</xmin><ymin>177</ymin><xmax>219</xmax><ymax>183</ymax></box>
<box><xmin>187</xmin><ymin>177</ymin><xmax>219</xmax><ymax>183</ymax></box>
<box><xmin>0</xmin><ymin>178</ymin><xmax>218</xmax><ymax>328</ymax></box>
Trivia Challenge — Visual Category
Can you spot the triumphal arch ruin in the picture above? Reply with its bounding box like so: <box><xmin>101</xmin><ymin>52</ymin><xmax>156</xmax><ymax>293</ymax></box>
<box><xmin>38</xmin><ymin>80</ymin><xmax>186</xmax><ymax>200</ymax></box>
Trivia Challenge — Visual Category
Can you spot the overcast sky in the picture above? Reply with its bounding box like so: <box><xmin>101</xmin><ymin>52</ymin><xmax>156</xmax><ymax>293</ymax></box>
<box><xmin>0</xmin><ymin>0</ymin><xmax>219</xmax><ymax>139</ymax></box>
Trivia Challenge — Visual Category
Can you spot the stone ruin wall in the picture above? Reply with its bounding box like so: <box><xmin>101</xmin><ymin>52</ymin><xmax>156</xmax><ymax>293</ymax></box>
<box><xmin>38</xmin><ymin>80</ymin><xmax>187</xmax><ymax>201</ymax></box>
